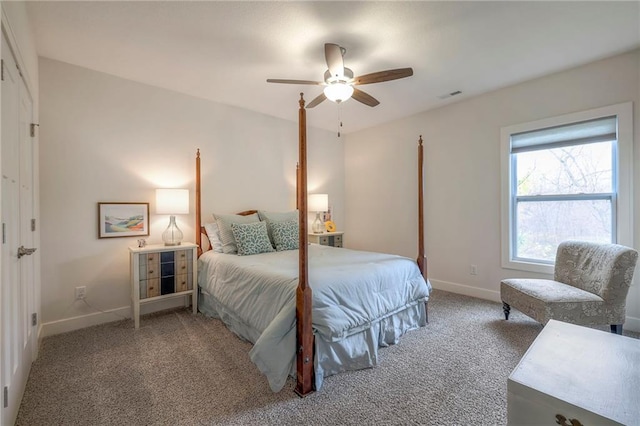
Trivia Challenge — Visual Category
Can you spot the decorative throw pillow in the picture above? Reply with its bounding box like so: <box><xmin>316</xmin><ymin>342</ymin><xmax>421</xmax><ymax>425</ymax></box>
<box><xmin>271</xmin><ymin>220</ymin><xmax>299</xmax><ymax>251</ymax></box>
<box><xmin>258</xmin><ymin>210</ymin><xmax>298</xmax><ymax>247</ymax></box>
<box><xmin>203</xmin><ymin>222</ymin><xmax>223</xmax><ymax>253</ymax></box>
<box><xmin>231</xmin><ymin>222</ymin><xmax>275</xmax><ymax>256</ymax></box>
<box><xmin>213</xmin><ymin>212</ymin><xmax>260</xmax><ymax>254</ymax></box>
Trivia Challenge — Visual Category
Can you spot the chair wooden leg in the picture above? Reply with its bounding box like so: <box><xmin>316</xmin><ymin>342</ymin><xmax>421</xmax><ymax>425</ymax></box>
<box><xmin>503</xmin><ymin>302</ymin><xmax>511</xmax><ymax>320</ymax></box>
<box><xmin>610</xmin><ymin>324</ymin><xmax>623</xmax><ymax>335</ymax></box>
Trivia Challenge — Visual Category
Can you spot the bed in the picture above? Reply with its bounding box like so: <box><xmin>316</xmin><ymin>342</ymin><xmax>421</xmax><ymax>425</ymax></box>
<box><xmin>196</xmin><ymin>94</ymin><xmax>430</xmax><ymax>395</ymax></box>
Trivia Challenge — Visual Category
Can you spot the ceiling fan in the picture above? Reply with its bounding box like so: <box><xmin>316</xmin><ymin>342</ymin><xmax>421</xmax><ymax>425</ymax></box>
<box><xmin>267</xmin><ymin>43</ymin><xmax>413</xmax><ymax>108</ymax></box>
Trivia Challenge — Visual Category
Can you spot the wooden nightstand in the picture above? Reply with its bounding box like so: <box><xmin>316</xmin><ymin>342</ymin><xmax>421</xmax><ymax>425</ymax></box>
<box><xmin>308</xmin><ymin>231</ymin><xmax>343</xmax><ymax>248</ymax></box>
<box><xmin>129</xmin><ymin>242</ymin><xmax>198</xmax><ymax>329</ymax></box>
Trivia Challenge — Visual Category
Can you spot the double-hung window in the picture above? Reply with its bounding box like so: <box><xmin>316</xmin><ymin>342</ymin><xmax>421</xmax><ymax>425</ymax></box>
<box><xmin>501</xmin><ymin>103</ymin><xmax>632</xmax><ymax>273</ymax></box>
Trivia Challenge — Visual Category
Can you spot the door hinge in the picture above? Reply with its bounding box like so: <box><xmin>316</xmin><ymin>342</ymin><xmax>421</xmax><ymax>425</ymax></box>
<box><xmin>3</xmin><ymin>386</ymin><xmax>7</xmax><ymax>408</ymax></box>
<box><xmin>30</xmin><ymin>123</ymin><xmax>39</xmax><ymax>137</ymax></box>
<box><xmin>32</xmin><ymin>313</ymin><xmax>37</xmax><ymax>326</ymax></box>
<box><xmin>31</xmin><ymin>218</ymin><xmax>36</xmax><ymax>232</ymax></box>
<box><xmin>2</xmin><ymin>223</ymin><xmax>5</xmax><ymax>244</ymax></box>
<box><xmin>1</xmin><ymin>59</ymin><xmax>4</xmax><ymax>81</ymax></box>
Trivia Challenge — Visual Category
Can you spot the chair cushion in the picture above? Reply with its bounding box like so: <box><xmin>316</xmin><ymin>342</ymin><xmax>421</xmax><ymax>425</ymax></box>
<box><xmin>502</xmin><ymin>279</ymin><xmax>603</xmax><ymax>303</ymax></box>
<box><xmin>501</xmin><ymin>279</ymin><xmax>604</xmax><ymax>326</ymax></box>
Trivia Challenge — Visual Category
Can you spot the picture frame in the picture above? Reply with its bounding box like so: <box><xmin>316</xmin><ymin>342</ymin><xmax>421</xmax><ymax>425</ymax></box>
<box><xmin>98</xmin><ymin>202</ymin><xmax>149</xmax><ymax>239</ymax></box>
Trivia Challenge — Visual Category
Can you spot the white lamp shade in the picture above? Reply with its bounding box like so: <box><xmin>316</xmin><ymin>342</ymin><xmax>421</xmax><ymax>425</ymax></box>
<box><xmin>308</xmin><ymin>194</ymin><xmax>328</xmax><ymax>212</ymax></box>
<box><xmin>323</xmin><ymin>83</ymin><xmax>354</xmax><ymax>103</ymax></box>
<box><xmin>156</xmin><ymin>189</ymin><xmax>189</xmax><ymax>215</ymax></box>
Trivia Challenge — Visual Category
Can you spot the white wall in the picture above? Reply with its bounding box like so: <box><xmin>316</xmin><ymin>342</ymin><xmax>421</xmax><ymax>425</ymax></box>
<box><xmin>344</xmin><ymin>50</ymin><xmax>640</xmax><ymax>331</ymax></box>
<box><xmin>39</xmin><ymin>58</ymin><xmax>343</xmax><ymax>335</ymax></box>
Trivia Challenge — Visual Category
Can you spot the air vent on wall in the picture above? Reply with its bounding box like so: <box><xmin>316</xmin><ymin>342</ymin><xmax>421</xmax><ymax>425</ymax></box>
<box><xmin>437</xmin><ymin>90</ymin><xmax>462</xmax><ymax>100</ymax></box>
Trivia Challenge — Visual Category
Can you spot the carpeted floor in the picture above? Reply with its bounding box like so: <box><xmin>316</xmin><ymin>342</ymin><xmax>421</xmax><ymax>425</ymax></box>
<box><xmin>16</xmin><ymin>290</ymin><xmax>638</xmax><ymax>425</ymax></box>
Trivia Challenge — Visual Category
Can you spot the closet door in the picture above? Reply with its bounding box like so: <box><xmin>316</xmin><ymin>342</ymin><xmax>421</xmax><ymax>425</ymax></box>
<box><xmin>1</xmin><ymin>29</ymin><xmax>37</xmax><ymax>425</ymax></box>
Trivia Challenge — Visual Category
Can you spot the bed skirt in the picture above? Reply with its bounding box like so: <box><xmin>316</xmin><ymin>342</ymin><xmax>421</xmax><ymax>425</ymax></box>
<box><xmin>199</xmin><ymin>287</ymin><xmax>427</xmax><ymax>391</ymax></box>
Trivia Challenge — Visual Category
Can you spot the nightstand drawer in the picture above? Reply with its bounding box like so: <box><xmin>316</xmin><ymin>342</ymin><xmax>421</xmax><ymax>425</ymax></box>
<box><xmin>319</xmin><ymin>236</ymin><xmax>329</xmax><ymax>245</ymax></box>
<box><xmin>176</xmin><ymin>259</ymin><xmax>189</xmax><ymax>275</ymax></box>
<box><xmin>175</xmin><ymin>249</ymin><xmax>191</xmax><ymax>261</ymax></box>
<box><xmin>143</xmin><ymin>278</ymin><xmax>160</xmax><ymax>298</ymax></box>
<box><xmin>176</xmin><ymin>274</ymin><xmax>190</xmax><ymax>292</ymax></box>
<box><xmin>140</xmin><ymin>262</ymin><xmax>160</xmax><ymax>280</ymax></box>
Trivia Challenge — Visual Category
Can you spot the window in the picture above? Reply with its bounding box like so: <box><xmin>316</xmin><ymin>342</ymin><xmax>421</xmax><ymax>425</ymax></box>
<box><xmin>501</xmin><ymin>103</ymin><xmax>632</xmax><ymax>273</ymax></box>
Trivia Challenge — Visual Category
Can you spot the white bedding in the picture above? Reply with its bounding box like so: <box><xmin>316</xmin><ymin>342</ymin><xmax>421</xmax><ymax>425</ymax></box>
<box><xmin>198</xmin><ymin>244</ymin><xmax>431</xmax><ymax>391</ymax></box>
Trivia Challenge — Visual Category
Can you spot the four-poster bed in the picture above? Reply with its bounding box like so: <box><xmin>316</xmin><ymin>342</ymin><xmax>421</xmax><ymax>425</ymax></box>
<box><xmin>195</xmin><ymin>94</ymin><xmax>429</xmax><ymax>396</ymax></box>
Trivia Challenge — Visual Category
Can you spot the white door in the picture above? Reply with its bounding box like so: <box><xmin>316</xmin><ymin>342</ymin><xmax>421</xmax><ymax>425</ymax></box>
<box><xmin>1</xmin><ymin>30</ymin><xmax>37</xmax><ymax>426</ymax></box>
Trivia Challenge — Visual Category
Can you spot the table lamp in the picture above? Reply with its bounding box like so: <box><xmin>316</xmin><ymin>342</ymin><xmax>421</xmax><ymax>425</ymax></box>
<box><xmin>308</xmin><ymin>193</ymin><xmax>328</xmax><ymax>234</ymax></box>
<box><xmin>156</xmin><ymin>188</ymin><xmax>189</xmax><ymax>246</ymax></box>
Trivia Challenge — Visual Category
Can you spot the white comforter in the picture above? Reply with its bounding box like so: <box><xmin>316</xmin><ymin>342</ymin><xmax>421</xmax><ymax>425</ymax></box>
<box><xmin>198</xmin><ymin>244</ymin><xmax>430</xmax><ymax>390</ymax></box>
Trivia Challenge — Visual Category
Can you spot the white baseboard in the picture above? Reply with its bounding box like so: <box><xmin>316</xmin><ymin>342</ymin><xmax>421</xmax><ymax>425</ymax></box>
<box><xmin>624</xmin><ymin>316</ymin><xmax>640</xmax><ymax>333</ymax></box>
<box><xmin>429</xmin><ymin>279</ymin><xmax>640</xmax><ymax>333</ymax></box>
<box><xmin>41</xmin><ymin>306</ymin><xmax>131</xmax><ymax>337</ymax></box>
<box><xmin>41</xmin><ymin>297</ymin><xmax>188</xmax><ymax>337</ymax></box>
<box><xmin>429</xmin><ymin>279</ymin><xmax>501</xmax><ymax>303</ymax></box>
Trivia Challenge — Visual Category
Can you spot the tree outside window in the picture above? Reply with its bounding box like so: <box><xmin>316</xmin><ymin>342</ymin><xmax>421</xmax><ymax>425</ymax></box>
<box><xmin>513</xmin><ymin>141</ymin><xmax>614</xmax><ymax>263</ymax></box>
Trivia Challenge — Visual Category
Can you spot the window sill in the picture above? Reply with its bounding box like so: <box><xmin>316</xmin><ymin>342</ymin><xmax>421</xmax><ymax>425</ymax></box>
<box><xmin>502</xmin><ymin>259</ymin><xmax>554</xmax><ymax>275</ymax></box>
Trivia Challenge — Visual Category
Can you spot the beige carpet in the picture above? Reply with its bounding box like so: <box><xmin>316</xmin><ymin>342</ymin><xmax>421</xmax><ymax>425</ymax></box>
<box><xmin>16</xmin><ymin>290</ymin><xmax>637</xmax><ymax>425</ymax></box>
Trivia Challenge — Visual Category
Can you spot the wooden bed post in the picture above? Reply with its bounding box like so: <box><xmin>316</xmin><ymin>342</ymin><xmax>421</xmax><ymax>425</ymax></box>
<box><xmin>196</xmin><ymin>148</ymin><xmax>202</xmax><ymax>257</ymax></box>
<box><xmin>417</xmin><ymin>136</ymin><xmax>426</xmax><ymax>278</ymax></box>
<box><xmin>417</xmin><ymin>136</ymin><xmax>428</xmax><ymax>322</ymax></box>
<box><xmin>295</xmin><ymin>93</ymin><xmax>314</xmax><ymax>397</ymax></box>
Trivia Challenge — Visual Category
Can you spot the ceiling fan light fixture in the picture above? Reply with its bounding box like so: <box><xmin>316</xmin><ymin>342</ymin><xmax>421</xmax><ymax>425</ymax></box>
<box><xmin>324</xmin><ymin>82</ymin><xmax>354</xmax><ymax>103</ymax></box>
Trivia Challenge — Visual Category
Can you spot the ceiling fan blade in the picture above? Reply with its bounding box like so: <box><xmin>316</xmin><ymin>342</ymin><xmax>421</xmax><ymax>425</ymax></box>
<box><xmin>306</xmin><ymin>93</ymin><xmax>327</xmax><ymax>109</ymax></box>
<box><xmin>324</xmin><ymin>43</ymin><xmax>344</xmax><ymax>78</ymax></box>
<box><xmin>266</xmin><ymin>79</ymin><xmax>323</xmax><ymax>85</ymax></box>
<box><xmin>354</xmin><ymin>68</ymin><xmax>414</xmax><ymax>85</ymax></box>
<box><xmin>351</xmin><ymin>88</ymin><xmax>380</xmax><ymax>107</ymax></box>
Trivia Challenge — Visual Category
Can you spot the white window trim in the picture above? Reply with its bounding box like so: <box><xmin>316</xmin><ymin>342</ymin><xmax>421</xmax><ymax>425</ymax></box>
<box><xmin>501</xmin><ymin>102</ymin><xmax>633</xmax><ymax>274</ymax></box>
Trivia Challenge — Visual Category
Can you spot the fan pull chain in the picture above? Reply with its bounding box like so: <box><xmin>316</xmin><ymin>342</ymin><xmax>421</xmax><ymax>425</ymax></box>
<box><xmin>337</xmin><ymin>104</ymin><xmax>343</xmax><ymax>138</ymax></box>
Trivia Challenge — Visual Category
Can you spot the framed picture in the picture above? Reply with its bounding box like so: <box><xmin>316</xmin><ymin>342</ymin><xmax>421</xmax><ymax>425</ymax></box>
<box><xmin>323</xmin><ymin>205</ymin><xmax>333</xmax><ymax>222</ymax></box>
<box><xmin>98</xmin><ymin>202</ymin><xmax>149</xmax><ymax>238</ymax></box>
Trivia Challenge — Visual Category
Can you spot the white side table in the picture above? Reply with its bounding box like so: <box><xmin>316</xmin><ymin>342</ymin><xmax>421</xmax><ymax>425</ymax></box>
<box><xmin>129</xmin><ymin>242</ymin><xmax>198</xmax><ymax>329</ymax></box>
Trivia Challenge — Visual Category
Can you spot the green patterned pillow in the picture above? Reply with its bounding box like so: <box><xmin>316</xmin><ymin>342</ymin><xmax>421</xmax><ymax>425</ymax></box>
<box><xmin>231</xmin><ymin>221</ymin><xmax>275</xmax><ymax>256</ymax></box>
<box><xmin>271</xmin><ymin>220</ymin><xmax>299</xmax><ymax>251</ymax></box>
<box><xmin>213</xmin><ymin>212</ymin><xmax>259</xmax><ymax>254</ymax></box>
<box><xmin>258</xmin><ymin>210</ymin><xmax>298</xmax><ymax>247</ymax></box>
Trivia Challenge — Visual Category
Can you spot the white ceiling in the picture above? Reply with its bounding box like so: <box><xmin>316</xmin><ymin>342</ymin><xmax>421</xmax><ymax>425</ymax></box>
<box><xmin>26</xmin><ymin>1</ymin><xmax>640</xmax><ymax>134</ymax></box>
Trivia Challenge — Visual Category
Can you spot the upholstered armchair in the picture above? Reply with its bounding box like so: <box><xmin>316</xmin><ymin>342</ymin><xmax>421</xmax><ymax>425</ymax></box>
<box><xmin>501</xmin><ymin>240</ymin><xmax>638</xmax><ymax>334</ymax></box>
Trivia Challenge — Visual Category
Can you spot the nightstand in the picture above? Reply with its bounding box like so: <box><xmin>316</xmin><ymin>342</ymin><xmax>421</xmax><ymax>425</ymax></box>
<box><xmin>308</xmin><ymin>231</ymin><xmax>343</xmax><ymax>247</ymax></box>
<box><xmin>129</xmin><ymin>242</ymin><xmax>198</xmax><ymax>329</ymax></box>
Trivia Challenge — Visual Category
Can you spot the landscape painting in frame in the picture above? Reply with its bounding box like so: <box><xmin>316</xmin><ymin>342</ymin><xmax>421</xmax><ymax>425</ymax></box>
<box><xmin>98</xmin><ymin>202</ymin><xmax>149</xmax><ymax>238</ymax></box>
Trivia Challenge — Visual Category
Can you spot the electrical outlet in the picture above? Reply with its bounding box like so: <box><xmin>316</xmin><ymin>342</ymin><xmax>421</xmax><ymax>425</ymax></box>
<box><xmin>75</xmin><ymin>286</ymin><xmax>86</xmax><ymax>300</ymax></box>
<box><xmin>470</xmin><ymin>265</ymin><xmax>478</xmax><ymax>275</ymax></box>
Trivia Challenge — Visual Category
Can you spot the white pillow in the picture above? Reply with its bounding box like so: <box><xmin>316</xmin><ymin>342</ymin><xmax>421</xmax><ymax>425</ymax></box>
<box><xmin>204</xmin><ymin>222</ymin><xmax>223</xmax><ymax>253</ymax></box>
